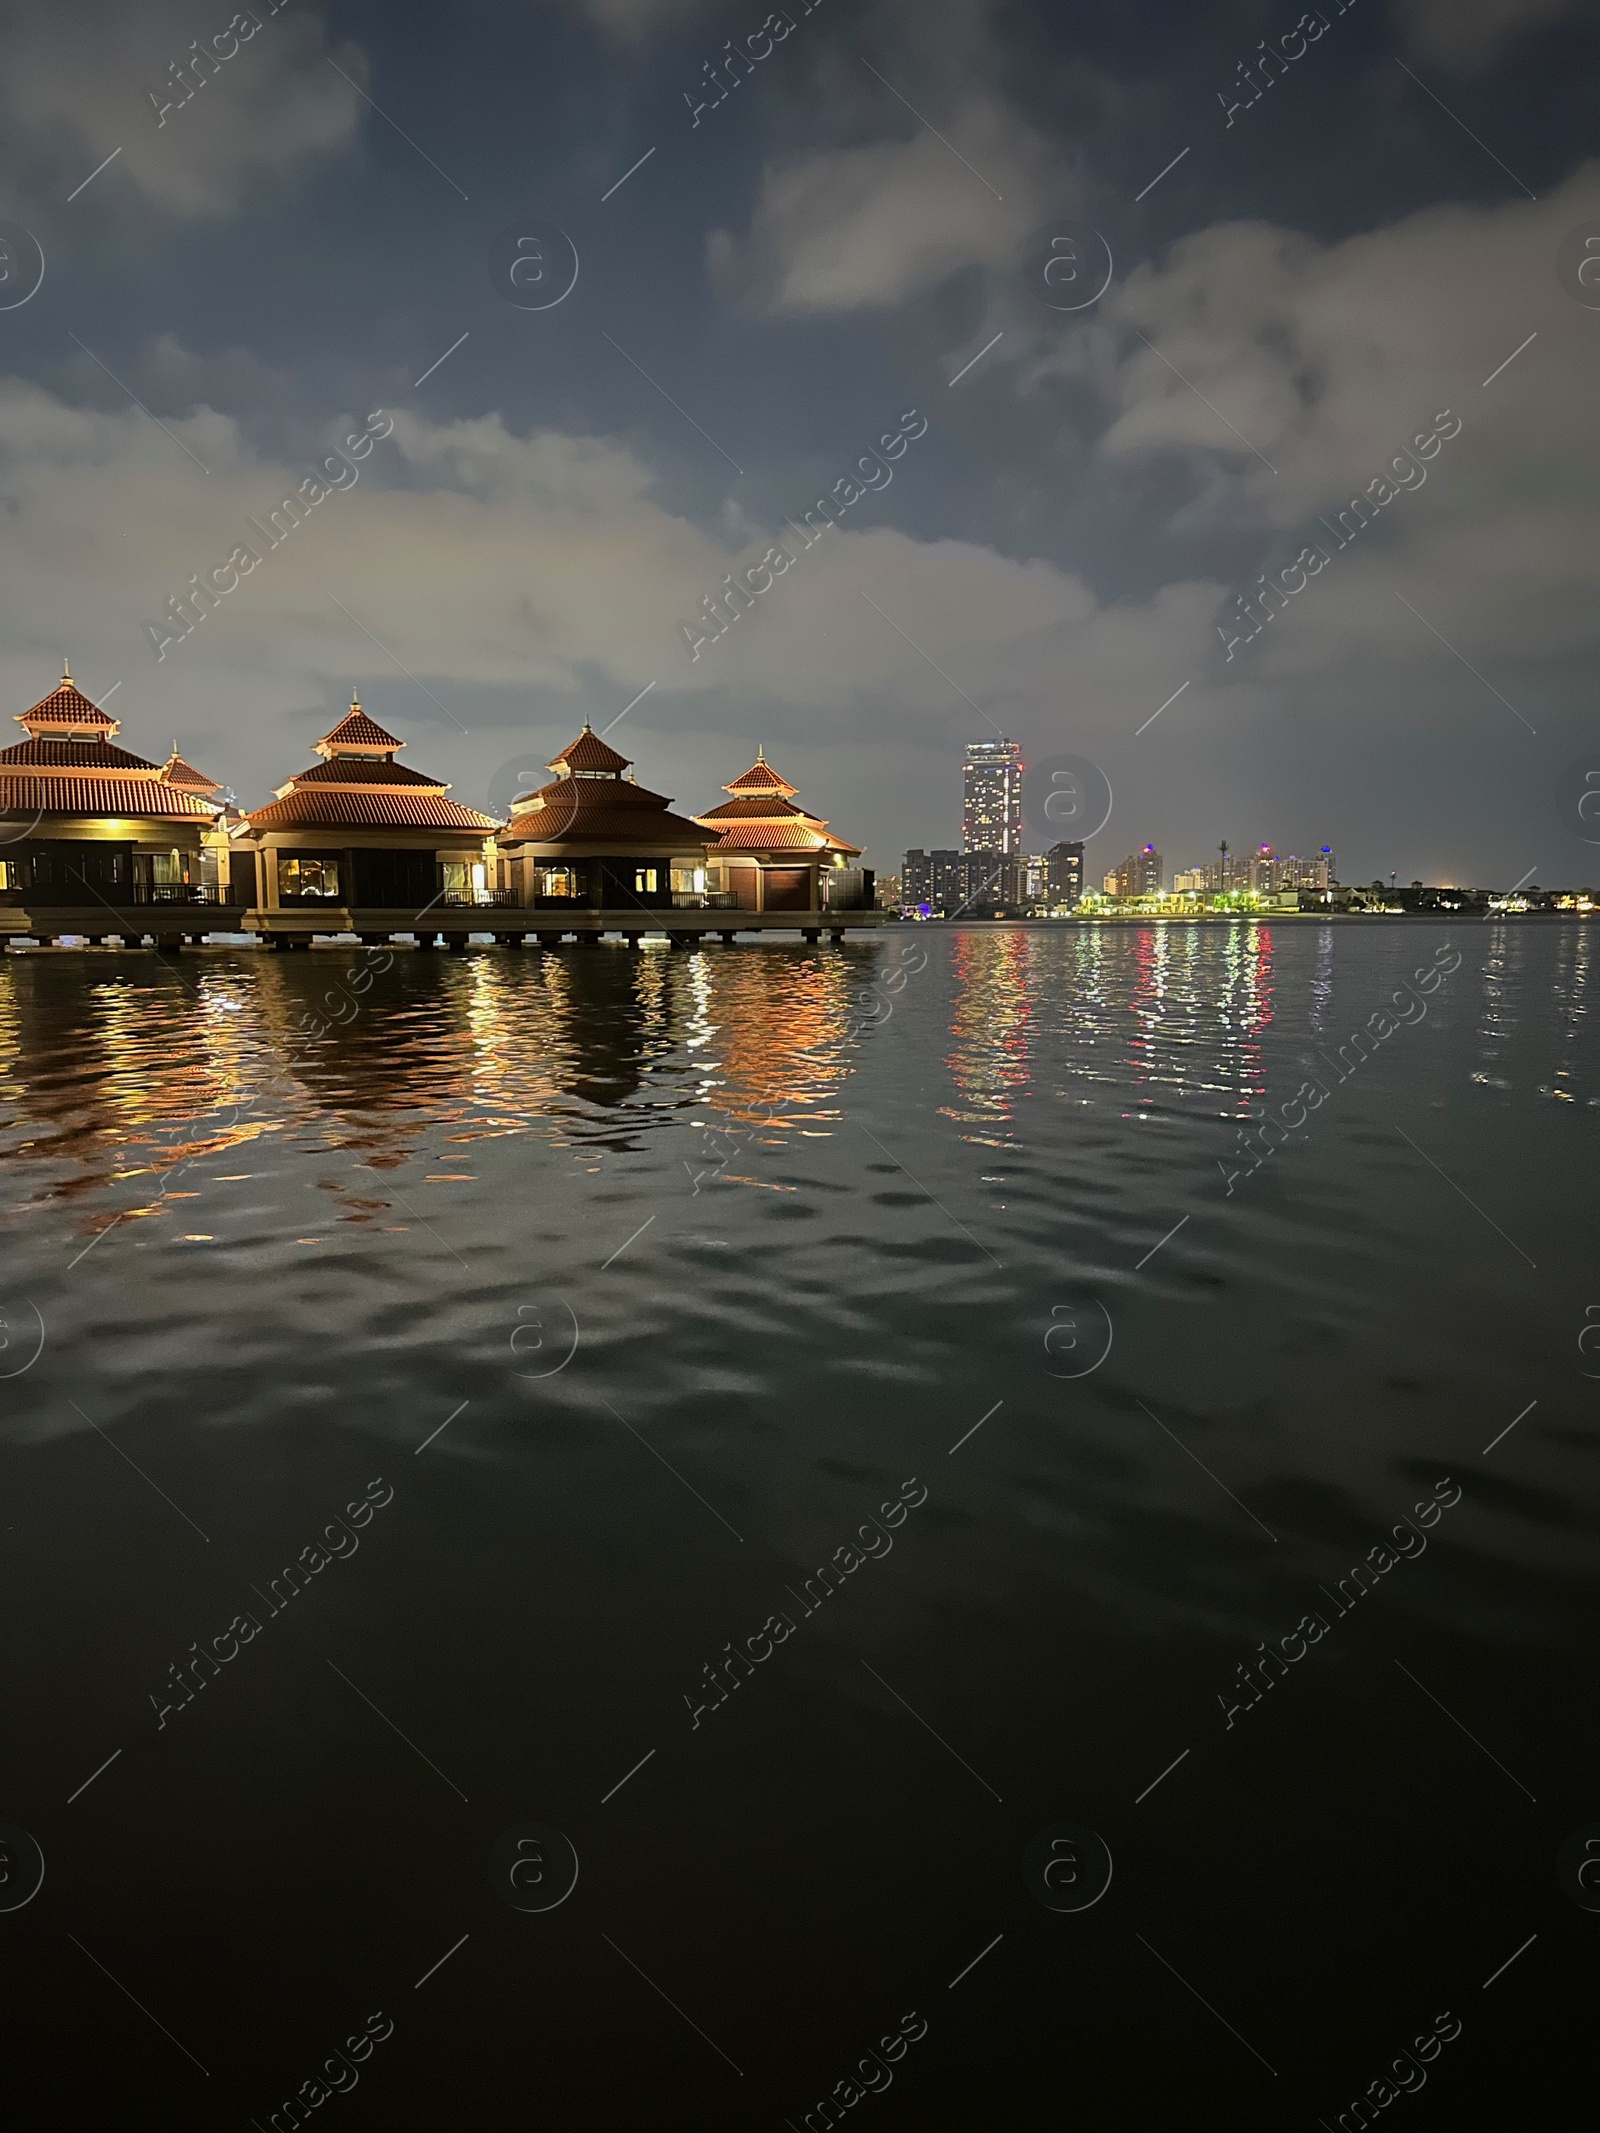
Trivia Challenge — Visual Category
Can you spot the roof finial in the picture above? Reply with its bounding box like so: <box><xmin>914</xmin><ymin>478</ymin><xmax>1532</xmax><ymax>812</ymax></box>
<box><xmin>756</xmin><ymin>742</ymin><xmax>765</xmax><ymax>760</ymax></box>
<box><xmin>350</xmin><ymin>694</ymin><xmax>361</xmax><ymax>712</ymax></box>
<box><xmin>62</xmin><ymin>656</ymin><xmax>72</xmax><ymax>683</ymax></box>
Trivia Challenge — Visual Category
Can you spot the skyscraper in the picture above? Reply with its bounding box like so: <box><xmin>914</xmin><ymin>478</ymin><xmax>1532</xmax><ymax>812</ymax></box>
<box><xmin>962</xmin><ymin>739</ymin><xmax>1023</xmax><ymax>855</ymax></box>
<box><xmin>1105</xmin><ymin>846</ymin><xmax>1163</xmax><ymax>896</ymax></box>
<box><xmin>1046</xmin><ymin>841</ymin><xmax>1084</xmax><ymax>905</ymax></box>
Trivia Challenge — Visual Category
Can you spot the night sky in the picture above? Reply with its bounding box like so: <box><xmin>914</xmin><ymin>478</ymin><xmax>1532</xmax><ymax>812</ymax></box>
<box><xmin>1</xmin><ymin>0</ymin><xmax>1596</xmax><ymax>881</ymax></box>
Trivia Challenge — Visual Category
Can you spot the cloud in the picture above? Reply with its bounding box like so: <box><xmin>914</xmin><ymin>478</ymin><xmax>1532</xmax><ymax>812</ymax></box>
<box><xmin>0</xmin><ymin>0</ymin><xmax>364</xmax><ymax>217</ymax></box>
<box><xmin>1019</xmin><ymin>163</ymin><xmax>1600</xmax><ymax>786</ymax></box>
<box><xmin>1392</xmin><ymin>0</ymin><xmax>1600</xmax><ymax>69</ymax></box>
<box><xmin>0</xmin><ymin>370</ymin><xmax>1173</xmax><ymax>845</ymax></box>
<box><xmin>8</xmin><ymin>105</ymin><xmax>1600</xmax><ymax>879</ymax></box>
<box><xmin>712</xmin><ymin>100</ymin><xmax>1066</xmax><ymax>312</ymax></box>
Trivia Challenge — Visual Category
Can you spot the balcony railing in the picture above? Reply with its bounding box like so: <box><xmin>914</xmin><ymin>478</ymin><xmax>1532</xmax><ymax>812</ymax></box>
<box><xmin>671</xmin><ymin>890</ymin><xmax>743</xmax><ymax>909</ymax></box>
<box><xmin>440</xmin><ymin>888</ymin><xmax>515</xmax><ymax>907</ymax></box>
<box><xmin>1</xmin><ymin>879</ymin><xmax>229</xmax><ymax>908</ymax></box>
<box><xmin>128</xmin><ymin>882</ymin><xmax>223</xmax><ymax>905</ymax></box>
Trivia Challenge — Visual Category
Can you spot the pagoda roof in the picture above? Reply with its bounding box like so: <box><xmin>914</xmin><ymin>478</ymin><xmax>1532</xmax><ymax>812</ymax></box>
<box><xmin>159</xmin><ymin>748</ymin><xmax>223</xmax><ymax>795</ymax></box>
<box><xmin>722</xmin><ymin>749</ymin><xmax>797</xmax><ymax>797</ymax></box>
<box><xmin>548</xmin><ymin>724</ymin><xmax>632</xmax><ymax>776</ymax></box>
<box><xmin>0</xmin><ymin>735</ymin><xmax>159</xmax><ymax>771</ymax></box>
<box><xmin>704</xmin><ymin>820</ymin><xmax>861</xmax><ymax>856</ymax></box>
<box><xmin>0</xmin><ymin>773</ymin><xmax>216</xmax><ymax>820</ymax></box>
<box><xmin>287</xmin><ymin>758</ymin><xmax>448</xmax><ymax>790</ymax></box>
<box><xmin>693</xmin><ymin>749</ymin><xmax>860</xmax><ymax>857</ymax></box>
<box><xmin>0</xmin><ymin>678</ymin><xmax>218</xmax><ymax>818</ymax></box>
<box><xmin>698</xmin><ymin>794</ymin><xmax>809</xmax><ymax>821</ymax></box>
<box><xmin>244</xmin><ymin>702</ymin><xmax>495</xmax><ymax>832</ymax></box>
<box><xmin>503</xmin><ymin>772</ymin><xmax>707</xmax><ymax>848</ymax></box>
<box><xmin>245</xmin><ymin>788</ymin><xmax>497</xmax><ymax>831</ymax></box>
<box><xmin>315</xmin><ymin>703</ymin><xmax>405</xmax><ymax>755</ymax></box>
<box><xmin>16</xmin><ymin>665</ymin><xmax>118</xmax><ymax>735</ymax></box>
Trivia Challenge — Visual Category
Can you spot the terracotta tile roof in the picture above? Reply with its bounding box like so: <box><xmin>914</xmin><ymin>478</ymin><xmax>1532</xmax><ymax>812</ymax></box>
<box><xmin>503</xmin><ymin>777</ymin><xmax>707</xmax><ymax>845</ymax></box>
<box><xmin>512</xmin><ymin>775</ymin><xmax>670</xmax><ymax>815</ymax></box>
<box><xmin>291</xmin><ymin>759</ymin><xmax>448</xmax><ymax>789</ymax></box>
<box><xmin>160</xmin><ymin>751</ymin><xmax>222</xmax><ymax>793</ymax></box>
<box><xmin>698</xmin><ymin>752</ymin><xmax>861</xmax><ymax>856</ymax></box>
<box><xmin>723</xmin><ymin>755</ymin><xmax>797</xmax><ymax>796</ymax></box>
<box><xmin>507</xmin><ymin>808</ymin><xmax>710</xmax><ymax>844</ymax></box>
<box><xmin>0</xmin><ymin>775</ymin><xmax>216</xmax><ymax>818</ymax></box>
<box><xmin>698</xmin><ymin>795</ymin><xmax>808</xmax><ymax>821</ymax></box>
<box><xmin>708</xmin><ymin>821</ymin><xmax>861</xmax><ymax>854</ymax></box>
<box><xmin>0</xmin><ymin>737</ymin><xmax>159</xmax><ymax>769</ymax></box>
<box><xmin>549</xmin><ymin>726</ymin><xmax>632</xmax><ymax>775</ymax></box>
<box><xmin>318</xmin><ymin>707</ymin><xmax>404</xmax><ymax>751</ymax></box>
<box><xmin>245</xmin><ymin>789</ymin><xmax>497</xmax><ymax>831</ymax></box>
<box><xmin>18</xmin><ymin>679</ymin><xmax>116</xmax><ymax>730</ymax></box>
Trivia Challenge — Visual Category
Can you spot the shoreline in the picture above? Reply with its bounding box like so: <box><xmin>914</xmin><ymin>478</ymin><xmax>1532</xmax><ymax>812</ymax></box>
<box><xmin>897</xmin><ymin>909</ymin><xmax>1594</xmax><ymax>928</ymax></box>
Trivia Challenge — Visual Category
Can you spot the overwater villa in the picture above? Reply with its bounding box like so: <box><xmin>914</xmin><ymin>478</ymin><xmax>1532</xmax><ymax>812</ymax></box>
<box><xmin>0</xmin><ymin>670</ymin><xmax>883</xmax><ymax>949</ymax></box>
<box><xmin>0</xmin><ymin>665</ymin><xmax>242</xmax><ymax>945</ymax></box>
<box><xmin>236</xmin><ymin>702</ymin><xmax>499</xmax><ymax>948</ymax></box>
<box><xmin>692</xmin><ymin>748</ymin><xmax>871</xmax><ymax>916</ymax></box>
<box><xmin>495</xmin><ymin>726</ymin><xmax>712</xmax><ymax>940</ymax></box>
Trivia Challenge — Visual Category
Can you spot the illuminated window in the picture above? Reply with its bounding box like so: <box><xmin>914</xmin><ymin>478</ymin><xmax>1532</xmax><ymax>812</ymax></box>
<box><xmin>634</xmin><ymin>867</ymin><xmax>659</xmax><ymax>893</ymax></box>
<box><xmin>535</xmin><ymin>866</ymin><xmax>579</xmax><ymax>898</ymax></box>
<box><xmin>441</xmin><ymin>860</ymin><xmax>489</xmax><ymax>901</ymax></box>
<box><xmin>279</xmin><ymin>856</ymin><xmax>341</xmax><ymax>898</ymax></box>
<box><xmin>669</xmin><ymin>866</ymin><xmax>706</xmax><ymax>893</ymax></box>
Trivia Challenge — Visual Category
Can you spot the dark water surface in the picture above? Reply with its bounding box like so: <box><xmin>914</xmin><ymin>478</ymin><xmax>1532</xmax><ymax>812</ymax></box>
<box><xmin>2</xmin><ymin>922</ymin><xmax>1596</xmax><ymax>2128</ymax></box>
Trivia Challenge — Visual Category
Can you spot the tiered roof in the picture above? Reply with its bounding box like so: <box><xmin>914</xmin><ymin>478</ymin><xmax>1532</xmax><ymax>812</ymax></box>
<box><xmin>159</xmin><ymin>748</ymin><xmax>224</xmax><ymax>798</ymax></box>
<box><xmin>502</xmin><ymin>724</ymin><xmax>707</xmax><ymax>848</ymax></box>
<box><xmin>0</xmin><ymin>665</ymin><xmax>218</xmax><ymax>821</ymax></box>
<box><xmin>244</xmin><ymin>699</ymin><xmax>497</xmax><ymax>832</ymax></box>
<box><xmin>693</xmin><ymin>748</ymin><xmax>861</xmax><ymax>858</ymax></box>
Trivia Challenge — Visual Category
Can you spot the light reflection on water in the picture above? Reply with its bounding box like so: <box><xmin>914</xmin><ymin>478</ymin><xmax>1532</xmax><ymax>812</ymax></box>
<box><xmin>1</xmin><ymin>923</ymin><xmax>1592</xmax><ymax>1217</ymax></box>
<box><xmin>1</xmin><ymin>923</ymin><xmax>1595</xmax><ymax>2123</ymax></box>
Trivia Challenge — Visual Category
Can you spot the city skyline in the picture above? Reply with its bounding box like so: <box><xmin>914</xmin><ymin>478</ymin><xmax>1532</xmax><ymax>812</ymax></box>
<box><xmin>901</xmin><ymin>737</ymin><xmax>1578</xmax><ymax>905</ymax></box>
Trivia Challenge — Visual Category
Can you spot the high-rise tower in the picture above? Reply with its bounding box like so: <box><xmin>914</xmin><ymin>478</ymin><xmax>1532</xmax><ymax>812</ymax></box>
<box><xmin>962</xmin><ymin>738</ymin><xmax>1023</xmax><ymax>855</ymax></box>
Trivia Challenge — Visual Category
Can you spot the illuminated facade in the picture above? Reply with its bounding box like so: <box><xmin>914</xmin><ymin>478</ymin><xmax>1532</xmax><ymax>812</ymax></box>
<box><xmin>962</xmin><ymin>739</ymin><xmax>1023</xmax><ymax>856</ymax></box>
<box><xmin>498</xmin><ymin>725</ymin><xmax>710</xmax><ymax>921</ymax></box>
<box><xmin>239</xmin><ymin>701</ymin><xmax>498</xmax><ymax>947</ymax></box>
<box><xmin>900</xmin><ymin>848</ymin><xmax>1020</xmax><ymax>915</ymax></box>
<box><xmin>1248</xmin><ymin>845</ymin><xmax>1334</xmax><ymax>892</ymax></box>
<box><xmin>692</xmin><ymin>750</ymin><xmax>867</xmax><ymax>914</ymax></box>
<box><xmin>0</xmin><ymin>665</ymin><xmax>239</xmax><ymax>944</ymax></box>
<box><xmin>1045</xmin><ymin>841</ymin><xmax>1084</xmax><ymax>904</ymax></box>
<box><xmin>1105</xmin><ymin>846</ymin><xmax>1164</xmax><ymax>897</ymax></box>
